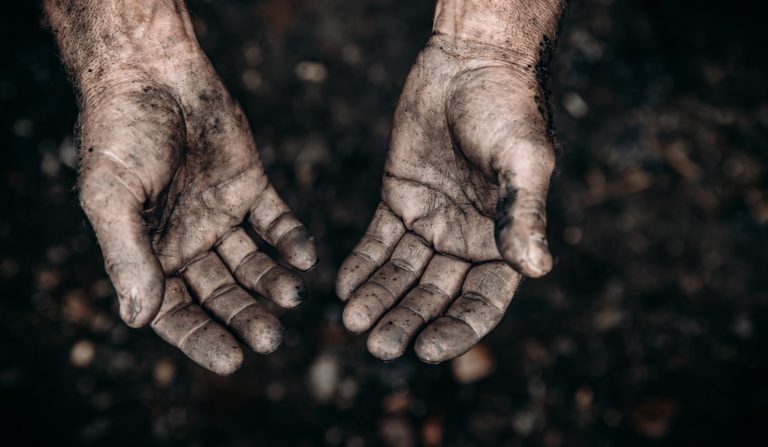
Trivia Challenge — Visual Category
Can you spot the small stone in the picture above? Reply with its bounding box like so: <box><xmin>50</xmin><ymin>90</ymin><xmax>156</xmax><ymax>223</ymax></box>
<box><xmin>383</xmin><ymin>390</ymin><xmax>411</xmax><ymax>414</ymax></box>
<box><xmin>733</xmin><ymin>314</ymin><xmax>753</xmax><ymax>338</ymax></box>
<box><xmin>70</xmin><ymin>340</ymin><xmax>95</xmax><ymax>368</ymax></box>
<box><xmin>296</xmin><ymin>61</ymin><xmax>327</xmax><ymax>83</ymax></box>
<box><xmin>421</xmin><ymin>417</ymin><xmax>443</xmax><ymax>447</ymax></box>
<box><xmin>562</xmin><ymin>92</ymin><xmax>589</xmax><ymax>118</ymax></box>
<box><xmin>451</xmin><ymin>344</ymin><xmax>495</xmax><ymax>384</ymax></box>
<box><xmin>603</xmin><ymin>408</ymin><xmax>622</xmax><ymax>427</ymax></box>
<box><xmin>325</xmin><ymin>426</ymin><xmax>343</xmax><ymax>445</ymax></box>
<box><xmin>575</xmin><ymin>386</ymin><xmax>594</xmax><ymax>411</ymax></box>
<box><xmin>563</xmin><ymin>226</ymin><xmax>582</xmax><ymax>245</ymax></box>
<box><xmin>36</xmin><ymin>268</ymin><xmax>60</xmax><ymax>291</ymax></box>
<box><xmin>153</xmin><ymin>358</ymin><xmax>176</xmax><ymax>387</ymax></box>
<box><xmin>266</xmin><ymin>381</ymin><xmax>286</xmax><ymax>401</ymax></box>
<box><xmin>512</xmin><ymin>409</ymin><xmax>537</xmax><ymax>436</ymax></box>
<box><xmin>242</xmin><ymin>69</ymin><xmax>263</xmax><ymax>92</ymax></box>
<box><xmin>379</xmin><ymin>416</ymin><xmax>414</xmax><ymax>447</ymax></box>
<box><xmin>308</xmin><ymin>352</ymin><xmax>339</xmax><ymax>403</ymax></box>
<box><xmin>63</xmin><ymin>289</ymin><xmax>95</xmax><ymax>326</ymax></box>
<box><xmin>594</xmin><ymin>308</ymin><xmax>624</xmax><ymax>331</ymax></box>
<box><xmin>630</xmin><ymin>398</ymin><xmax>678</xmax><ymax>439</ymax></box>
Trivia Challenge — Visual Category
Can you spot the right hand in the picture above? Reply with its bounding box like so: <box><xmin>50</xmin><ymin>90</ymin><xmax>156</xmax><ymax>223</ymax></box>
<box><xmin>66</xmin><ymin>5</ymin><xmax>316</xmax><ymax>375</ymax></box>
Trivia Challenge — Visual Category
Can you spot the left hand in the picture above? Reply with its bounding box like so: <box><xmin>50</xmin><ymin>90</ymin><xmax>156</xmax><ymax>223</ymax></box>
<box><xmin>336</xmin><ymin>29</ymin><xmax>559</xmax><ymax>363</ymax></box>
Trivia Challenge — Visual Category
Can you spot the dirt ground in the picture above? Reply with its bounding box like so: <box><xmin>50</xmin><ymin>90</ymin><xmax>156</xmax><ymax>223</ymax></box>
<box><xmin>2</xmin><ymin>0</ymin><xmax>767</xmax><ymax>446</ymax></box>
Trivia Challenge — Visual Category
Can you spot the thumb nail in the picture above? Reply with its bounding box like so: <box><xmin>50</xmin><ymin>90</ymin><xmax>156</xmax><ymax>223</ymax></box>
<box><xmin>118</xmin><ymin>286</ymin><xmax>142</xmax><ymax>326</ymax></box>
<box><xmin>525</xmin><ymin>236</ymin><xmax>553</xmax><ymax>277</ymax></box>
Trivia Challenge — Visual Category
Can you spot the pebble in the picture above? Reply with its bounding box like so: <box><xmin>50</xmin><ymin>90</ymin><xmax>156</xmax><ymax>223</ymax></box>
<box><xmin>70</xmin><ymin>339</ymin><xmax>95</xmax><ymax>368</ymax></box>
<box><xmin>308</xmin><ymin>352</ymin><xmax>339</xmax><ymax>403</ymax></box>
<box><xmin>153</xmin><ymin>358</ymin><xmax>176</xmax><ymax>388</ymax></box>
<box><xmin>451</xmin><ymin>344</ymin><xmax>495</xmax><ymax>384</ymax></box>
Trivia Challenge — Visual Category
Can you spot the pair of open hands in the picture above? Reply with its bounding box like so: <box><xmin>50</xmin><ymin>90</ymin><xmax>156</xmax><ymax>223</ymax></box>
<box><xmin>76</xmin><ymin>34</ymin><xmax>557</xmax><ymax>375</ymax></box>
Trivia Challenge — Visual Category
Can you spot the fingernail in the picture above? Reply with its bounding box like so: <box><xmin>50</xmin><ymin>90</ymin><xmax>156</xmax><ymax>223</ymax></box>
<box><xmin>367</xmin><ymin>322</ymin><xmax>408</xmax><ymax>361</ymax></box>
<box><xmin>110</xmin><ymin>259</ymin><xmax>164</xmax><ymax>327</ymax></box>
<box><xmin>525</xmin><ymin>237</ymin><xmax>553</xmax><ymax>277</ymax></box>
<box><xmin>119</xmin><ymin>287</ymin><xmax>142</xmax><ymax>326</ymax></box>
<box><xmin>230</xmin><ymin>307</ymin><xmax>284</xmax><ymax>354</ymax></box>
<box><xmin>278</xmin><ymin>228</ymin><xmax>318</xmax><ymax>271</ymax></box>
<box><xmin>343</xmin><ymin>303</ymin><xmax>374</xmax><ymax>334</ymax></box>
<box><xmin>179</xmin><ymin>321</ymin><xmax>244</xmax><ymax>375</ymax></box>
<box><xmin>261</xmin><ymin>268</ymin><xmax>307</xmax><ymax>309</ymax></box>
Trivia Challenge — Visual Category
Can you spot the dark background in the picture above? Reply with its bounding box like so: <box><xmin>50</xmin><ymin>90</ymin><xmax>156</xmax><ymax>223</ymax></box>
<box><xmin>2</xmin><ymin>0</ymin><xmax>768</xmax><ymax>445</ymax></box>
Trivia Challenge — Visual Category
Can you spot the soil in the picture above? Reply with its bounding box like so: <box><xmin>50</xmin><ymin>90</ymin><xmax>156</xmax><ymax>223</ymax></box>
<box><xmin>1</xmin><ymin>0</ymin><xmax>767</xmax><ymax>446</ymax></box>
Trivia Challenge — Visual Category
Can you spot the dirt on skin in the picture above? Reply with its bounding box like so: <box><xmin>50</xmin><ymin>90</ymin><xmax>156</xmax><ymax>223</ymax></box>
<box><xmin>1</xmin><ymin>0</ymin><xmax>767</xmax><ymax>446</ymax></box>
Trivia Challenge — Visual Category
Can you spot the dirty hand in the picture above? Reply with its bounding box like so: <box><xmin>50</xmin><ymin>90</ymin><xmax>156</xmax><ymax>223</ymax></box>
<box><xmin>46</xmin><ymin>0</ymin><xmax>316</xmax><ymax>374</ymax></box>
<box><xmin>337</xmin><ymin>0</ymin><xmax>566</xmax><ymax>363</ymax></box>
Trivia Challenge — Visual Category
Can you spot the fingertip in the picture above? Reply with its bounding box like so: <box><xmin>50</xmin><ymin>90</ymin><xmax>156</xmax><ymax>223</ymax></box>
<box><xmin>367</xmin><ymin>324</ymin><xmax>407</xmax><ymax>361</ymax></box>
<box><xmin>255</xmin><ymin>321</ymin><xmax>284</xmax><ymax>354</ymax></box>
<box><xmin>230</xmin><ymin>306</ymin><xmax>284</xmax><ymax>354</ymax></box>
<box><xmin>497</xmin><ymin>230</ymin><xmax>553</xmax><ymax>278</ymax></box>
<box><xmin>277</xmin><ymin>226</ymin><xmax>318</xmax><ymax>271</ymax></box>
<box><xmin>260</xmin><ymin>267</ymin><xmax>308</xmax><ymax>309</ymax></box>
<box><xmin>335</xmin><ymin>259</ymin><xmax>358</xmax><ymax>301</ymax></box>
<box><xmin>115</xmin><ymin>262</ymin><xmax>165</xmax><ymax>328</ymax></box>
<box><xmin>523</xmin><ymin>236</ymin><xmax>553</xmax><ymax>278</ymax></box>
<box><xmin>335</xmin><ymin>253</ymin><xmax>377</xmax><ymax>301</ymax></box>
<box><xmin>342</xmin><ymin>301</ymin><xmax>375</xmax><ymax>334</ymax></box>
<box><xmin>368</xmin><ymin>306</ymin><xmax>425</xmax><ymax>361</ymax></box>
<box><xmin>215</xmin><ymin>347</ymin><xmax>245</xmax><ymax>376</ymax></box>
<box><xmin>415</xmin><ymin>318</ymin><xmax>477</xmax><ymax>364</ymax></box>
<box><xmin>251</xmin><ymin>322</ymin><xmax>285</xmax><ymax>354</ymax></box>
<box><xmin>335</xmin><ymin>278</ymin><xmax>353</xmax><ymax>302</ymax></box>
<box><xmin>179</xmin><ymin>320</ymin><xmax>244</xmax><ymax>375</ymax></box>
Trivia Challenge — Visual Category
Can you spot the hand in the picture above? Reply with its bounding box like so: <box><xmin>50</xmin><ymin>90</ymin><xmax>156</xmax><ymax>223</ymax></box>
<box><xmin>336</xmin><ymin>0</ymin><xmax>564</xmax><ymax>363</ymax></box>
<box><xmin>47</xmin><ymin>1</ymin><xmax>316</xmax><ymax>375</ymax></box>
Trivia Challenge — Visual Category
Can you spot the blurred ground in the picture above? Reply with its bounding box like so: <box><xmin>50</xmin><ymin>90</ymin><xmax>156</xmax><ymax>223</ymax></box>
<box><xmin>2</xmin><ymin>0</ymin><xmax>768</xmax><ymax>446</ymax></box>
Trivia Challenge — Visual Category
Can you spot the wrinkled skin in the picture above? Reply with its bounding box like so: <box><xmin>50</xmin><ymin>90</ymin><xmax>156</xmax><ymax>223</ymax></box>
<box><xmin>47</xmin><ymin>0</ymin><xmax>565</xmax><ymax>372</ymax></box>
<box><xmin>337</xmin><ymin>0</ymin><xmax>565</xmax><ymax>363</ymax></box>
<box><xmin>46</xmin><ymin>0</ymin><xmax>316</xmax><ymax>375</ymax></box>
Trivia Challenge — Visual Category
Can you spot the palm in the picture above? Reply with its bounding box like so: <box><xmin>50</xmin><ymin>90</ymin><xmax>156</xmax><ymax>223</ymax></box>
<box><xmin>337</xmin><ymin>40</ymin><xmax>556</xmax><ymax>363</ymax></box>
<box><xmin>382</xmin><ymin>87</ymin><xmax>500</xmax><ymax>263</ymax></box>
<box><xmin>128</xmin><ymin>90</ymin><xmax>269</xmax><ymax>274</ymax></box>
<box><xmin>79</xmin><ymin>63</ymin><xmax>316</xmax><ymax>375</ymax></box>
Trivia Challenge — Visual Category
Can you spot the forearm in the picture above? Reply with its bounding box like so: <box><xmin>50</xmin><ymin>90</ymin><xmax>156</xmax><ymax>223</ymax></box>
<box><xmin>44</xmin><ymin>0</ymin><xmax>200</xmax><ymax>91</ymax></box>
<box><xmin>433</xmin><ymin>0</ymin><xmax>566</xmax><ymax>65</ymax></box>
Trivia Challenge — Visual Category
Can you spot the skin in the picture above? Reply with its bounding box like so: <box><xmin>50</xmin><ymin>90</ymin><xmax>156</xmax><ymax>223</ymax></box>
<box><xmin>44</xmin><ymin>0</ymin><xmax>317</xmax><ymax>375</ymax></box>
<box><xmin>45</xmin><ymin>0</ymin><xmax>565</xmax><ymax>372</ymax></box>
<box><xmin>336</xmin><ymin>0</ymin><xmax>566</xmax><ymax>363</ymax></box>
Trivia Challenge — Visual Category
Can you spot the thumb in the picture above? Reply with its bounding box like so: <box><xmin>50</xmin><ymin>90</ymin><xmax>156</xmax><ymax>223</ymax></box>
<box><xmin>493</xmin><ymin>139</ymin><xmax>555</xmax><ymax>278</ymax></box>
<box><xmin>79</xmin><ymin>158</ymin><xmax>164</xmax><ymax>327</ymax></box>
<box><xmin>446</xmin><ymin>66</ymin><xmax>555</xmax><ymax>277</ymax></box>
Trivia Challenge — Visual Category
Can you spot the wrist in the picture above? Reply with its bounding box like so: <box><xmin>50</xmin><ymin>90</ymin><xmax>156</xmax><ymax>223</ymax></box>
<box><xmin>45</xmin><ymin>0</ymin><xmax>202</xmax><ymax>93</ymax></box>
<box><xmin>432</xmin><ymin>0</ymin><xmax>566</xmax><ymax>65</ymax></box>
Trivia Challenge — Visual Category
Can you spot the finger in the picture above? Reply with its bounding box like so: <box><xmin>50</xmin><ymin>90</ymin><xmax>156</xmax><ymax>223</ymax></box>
<box><xmin>248</xmin><ymin>185</ymin><xmax>317</xmax><ymax>271</ymax></box>
<box><xmin>217</xmin><ymin>228</ymin><xmax>307</xmax><ymax>309</ymax></box>
<box><xmin>182</xmin><ymin>252</ymin><xmax>283</xmax><ymax>353</ymax></box>
<box><xmin>493</xmin><ymin>139</ymin><xmax>555</xmax><ymax>278</ymax></box>
<box><xmin>151</xmin><ymin>278</ymin><xmax>243</xmax><ymax>375</ymax></box>
<box><xmin>446</xmin><ymin>67</ymin><xmax>555</xmax><ymax>277</ymax></box>
<box><xmin>335</xmin><ymin>204</ymin><xmax>406</xmax><ymax>300</ymax></box>
<box><xmin>342</xmin><ymin>233</ymin><xmax>433</xmax><ymax>334</ymax></box>
<box><xmin>79</xmin><ymin>159</ymin><xmax>163</xmax><ymax>328</ymax></box>
<box><xmin>367</xmin><ymin>255</ymin><xmax>471</xmax><ymax>360</ymax></box>
<box><xmin>415</xmin><ymin>262</ymin><xmax>521</xmax><ymax>363</ymax></box>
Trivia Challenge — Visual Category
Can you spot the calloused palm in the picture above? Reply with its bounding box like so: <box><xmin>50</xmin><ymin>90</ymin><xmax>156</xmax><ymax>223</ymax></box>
<box><xmin>336</xmin><ymin>36</ymin><xmax>556</xmax><ymax>363</ymax></box>
<box><xmin>78</xmin><ymin>56</ymin><xmax>316</xmax><ymax>375</ymax></box>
